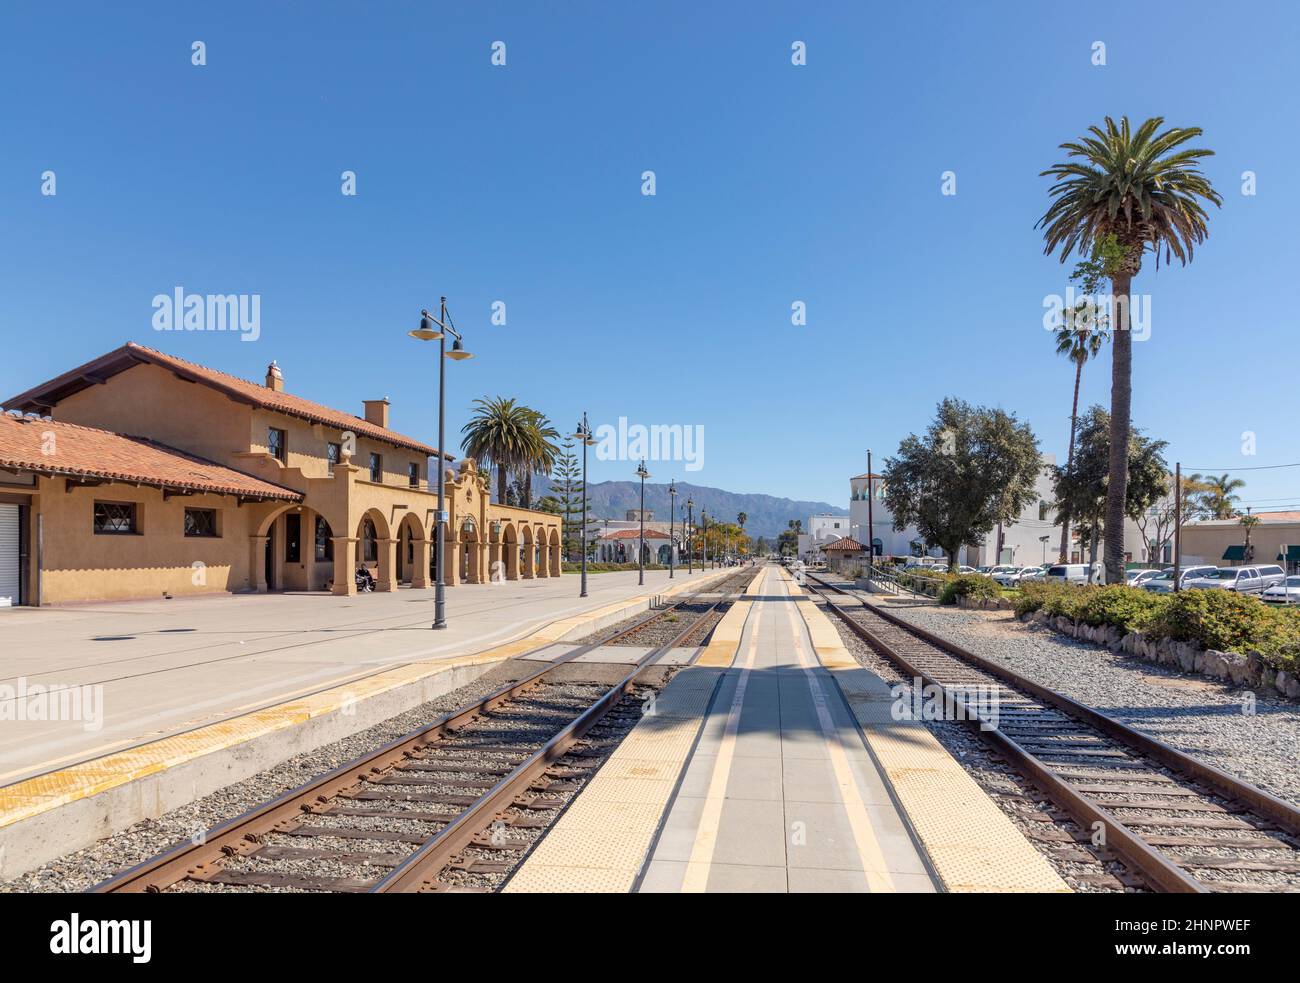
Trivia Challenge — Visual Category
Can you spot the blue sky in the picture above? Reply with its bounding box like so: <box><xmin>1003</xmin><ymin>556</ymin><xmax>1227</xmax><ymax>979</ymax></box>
<box><xmin>2</xmin><ymin>2</ymin><xmax>1297</xmax><ymax>512</ymax></box>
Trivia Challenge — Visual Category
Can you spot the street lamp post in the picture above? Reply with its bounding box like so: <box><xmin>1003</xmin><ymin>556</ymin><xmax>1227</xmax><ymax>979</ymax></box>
<box><xmin>701</xmin><ymin>508</ymin><xmax>708</xmax><ymax>569</ymax></box>
<box><xmin>635</xmin><ymin>459</ymin><xmax>650</xmax><ymax>586</ymax></box>
<box><xmin>668</xmin><ymin>480</ymin><xmax>677</xmax><ymax>579</ymax></box>
<box><xmin>407</xmin><ymin>297</ymin><xmax>473</xmax><ymax>630</ymax></box>
<box><xmin>686</xmin><ymin>497</ymin><xmax>694</xmax><ymax>575</ymax></box>
<box><xmin>572</xmin><ymin>414</ymin><xmax>595</xmax><ymax>598</ymax></box>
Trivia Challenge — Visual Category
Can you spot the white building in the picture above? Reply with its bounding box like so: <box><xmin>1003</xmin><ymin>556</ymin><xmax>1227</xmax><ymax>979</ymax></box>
<box><xmin>797</xmin><ymin>513</ymin><xmax>856</xmax><ymax>561</ymax></box>
<box><xmin>845</xmin><ymin>456</ymin><xmax>1154</xmax><ymax>568</ymax></box>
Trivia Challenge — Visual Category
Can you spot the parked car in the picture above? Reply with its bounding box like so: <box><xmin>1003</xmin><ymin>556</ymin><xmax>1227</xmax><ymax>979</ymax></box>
<box><xmin>1184</xmin><ymin>566</ymin><xmax>1284</xmax><ymax>594</ymax></box>
<box><xmin>1043</xmin><ymin>563</ymin><xmax>1089</xmax><ymax>584</ymax></box>
<box><xmin>1018</xmin><ymin>565</ymin><xmax>1049</xmax><ymax>583</ymax></box>
<box><xmin>1125</xmin><ymin>569</ymin><xmax>1163</xmax><ymax>588</ymax></box>
<box><xmin>1142</xmin><ymin>565</ymin><xmax>1217</xmax><ymax>593</ymax></box>
<box><xmin>1263</xmin><ymin>575</ymin><xmax>1300</xmax><ymax>604</ymax></box>
<box><xmin>958</xmin><ymin>565</ymin><xmax>978</xmax><ymax>574</ymax></box>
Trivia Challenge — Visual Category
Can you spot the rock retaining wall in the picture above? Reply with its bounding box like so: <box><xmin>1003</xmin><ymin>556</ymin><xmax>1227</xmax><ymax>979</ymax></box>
<box><xmin>1023</xmin><ymin>609</ymin><xmax>1300</xmax><ymax>701</ymax></box>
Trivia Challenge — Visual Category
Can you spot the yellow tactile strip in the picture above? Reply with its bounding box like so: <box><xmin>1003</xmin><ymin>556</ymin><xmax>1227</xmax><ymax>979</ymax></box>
<box><xmin>783</xmin><ymin>568</ymin><xmax>1071</xmax><ymax>893</ymax></box>
<box><xmin>503</xmin><ymin>667</ymin><xmax>722</xmax><ymax>893</ymax></box>
<box><xmin>0</xmin><ymin>570</ymin><xmax>732</xmax><ymax>830</ymax></box>
<box><xmin>693</xmin><ymin>567</ymin><xmax>763</xmax><ymax>667</ymax></box>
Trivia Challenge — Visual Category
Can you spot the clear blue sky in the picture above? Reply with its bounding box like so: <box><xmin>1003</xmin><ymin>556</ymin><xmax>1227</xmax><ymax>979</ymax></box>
<box><xmin>2</xmin><ymin>2</ymin><xmax>1297</xmax><ymax>512</ymax></box>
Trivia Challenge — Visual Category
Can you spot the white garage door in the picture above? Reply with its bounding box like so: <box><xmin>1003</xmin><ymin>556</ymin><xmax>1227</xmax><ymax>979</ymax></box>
<box><xmin>0</xmin><ymin>504</ymin><xmax>19</xmax><ymax>607</ymax></box>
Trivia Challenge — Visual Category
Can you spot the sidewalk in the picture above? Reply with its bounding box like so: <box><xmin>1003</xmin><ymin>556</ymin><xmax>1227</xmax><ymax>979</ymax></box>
<box><xmin>0</xmin><ymin>568</ymin><xmax>719</xmax><ymax>786</ymax></box>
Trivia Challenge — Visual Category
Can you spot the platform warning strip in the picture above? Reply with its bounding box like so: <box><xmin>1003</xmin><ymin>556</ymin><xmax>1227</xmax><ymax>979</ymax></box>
<box><xmin>783</xmin><ymin>568</ymin><xmax>1071</xmax><ymax>893</ymax></box>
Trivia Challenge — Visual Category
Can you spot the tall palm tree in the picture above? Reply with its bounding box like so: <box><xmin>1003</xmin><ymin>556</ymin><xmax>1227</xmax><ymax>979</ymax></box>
<box><xmin>1038</xmin><ymin>116</ymin><xmax>1221</xmax><ymax>582</ymax></box>
<box><xmin>1204</xmin><ymin>473</ymin><xmax>1246</xmax><ymax>519</ymax></box>
<box><xmin>519</xmin><ymin>409</ymin><xmax>560</xmax><ymax>510</ymax></box>
<box><xmin>1053</xmin><ymin>283</ymin><xmax>1110</xmax><ymax>561</ymax></box>
<box><xmin>460</xmin><ymin>396</ymin><xmax>537</xmax><ymax>504</ymax></box>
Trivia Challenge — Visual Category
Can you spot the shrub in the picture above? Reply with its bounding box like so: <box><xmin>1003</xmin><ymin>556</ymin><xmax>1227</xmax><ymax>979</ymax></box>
<box><xmin>1147</xmin><ymin>589</ymin><xmax>1300</xmax><ymax>666</ymax></box>
<box><xmin>1076</xmin><ymin>585</ymin><xmax>1166</xmax><ymax>634</ymax></box>
<box><xmin>938</xmin><ymin>574</ymin><xmax>1001</xmax><ymax>605</ymax></box>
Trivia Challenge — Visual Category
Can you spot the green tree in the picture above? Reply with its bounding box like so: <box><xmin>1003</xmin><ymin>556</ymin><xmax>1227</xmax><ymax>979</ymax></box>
<box><xmin>1038</xmin><ymin>116</ymin><xmax>1221</xmax><ymax>582</ymax></box>
<box><xmin>460</xmin><ymin>396</ymin><xmax>538</xmax><ymax>504</ymax></box>
<box><xmin>519</xmin><ymin>408</ymin><xmax>560</xmax><ymax>510</ymax></box>
<box><xmin>1053</xmin><ymin>257</ymin><xmax>1110</xmax><ymax>562</ymax></box>
<box><xmin>1051</xmin><ymin>405</ymin><xmax>1169</xmax><ymax>563</ymax></box>
<box><xmin>1240</xmin><ymin>512</ymin><xmax>1261</xmax><ymax>564</ymax></box>
<box><xmin>1203</xmin><ymin>473</ymin><xmax>1246</xmax><ymax>519</ymax></box>
<box><xmin>882</xmin><ymin>398</ymin><xmax>1042</xmax><ymax>572</ymax></box>
<box><xmin>551</xmin><ymin>439</ymin><xmax>589</xmax><ymax>561</ymax></box>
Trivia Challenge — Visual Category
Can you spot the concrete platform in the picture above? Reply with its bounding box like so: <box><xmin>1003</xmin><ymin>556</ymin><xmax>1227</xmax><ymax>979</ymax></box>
<box><xmin>0</xmin><ymin>567</ymin><xmax>734</xmax><ymax>878</ymax></box>
<box><xmin>505</xmin><ymin>566</ymin><xmax>1070</xmax><ymax>893</ymax></box>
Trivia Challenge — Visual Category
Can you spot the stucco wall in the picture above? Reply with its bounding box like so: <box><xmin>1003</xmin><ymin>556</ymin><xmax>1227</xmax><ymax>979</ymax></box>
<box><xmin>37</xmin><ymin>476</ymin><xmax>264</xmax><ymax>603</ymax></box>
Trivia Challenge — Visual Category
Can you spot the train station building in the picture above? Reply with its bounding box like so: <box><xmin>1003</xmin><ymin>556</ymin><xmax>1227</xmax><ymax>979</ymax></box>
<box><xmin>0</xmin><ymin>343</ymin><xmax>561</xmax><ymax>605</ymax></box>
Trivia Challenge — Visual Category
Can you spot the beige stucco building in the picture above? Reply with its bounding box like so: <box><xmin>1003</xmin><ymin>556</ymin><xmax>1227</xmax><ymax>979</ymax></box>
<box><xmin>1178</xmin><ymin>511</ymin><xmax>1300</xmax><ymax>572</ymax></box>
<box><xmin>0</xmin><ymin>343</ymin><xmax>561</xmax><ymax>605</ymax></box>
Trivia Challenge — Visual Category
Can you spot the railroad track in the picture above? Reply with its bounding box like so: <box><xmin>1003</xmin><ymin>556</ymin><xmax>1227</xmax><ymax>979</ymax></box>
<box><xmin>91</xmin><ymin>572</ymin><xmax>754</xmax><ymax>894</ymax></box>
<box><xmin>803</xmin><ymin>572</ymin><xmax>1300</xmax><ymax>894</ymax></box>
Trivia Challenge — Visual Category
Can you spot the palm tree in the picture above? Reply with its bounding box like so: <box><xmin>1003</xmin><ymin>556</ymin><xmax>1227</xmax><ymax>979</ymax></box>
<box><xmin>1053</xmin><ymin>269</ymin><xmax>1110</xmax><ymax>562</ymax></box>
<box><xmin>1204</xmin><ymin>473</ymin><xmax>1245</xmax><ymax>519</ymax></box>
<box><xmin>1240</xmin><ymin>512</ymin><xmax>1261</xmax><ymax>563</ymax></box>
<box><xmin>519</xmin><ymin>409</ymin><xmax>560</xmax><ymax>510</ymax></box>
<box><xmin>1038</xmin><ymin>116</ymin><xmax>1221</xmax><ymax>582</ymax></box>
<box><xmin>460</xmin><ymin>396</ymin><xmax>536</xmax><ymax>504</ymax></box>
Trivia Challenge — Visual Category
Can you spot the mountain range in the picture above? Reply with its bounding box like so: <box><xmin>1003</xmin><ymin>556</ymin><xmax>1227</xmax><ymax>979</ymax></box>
<box><xmin>534</xmin><ymin>478</ymin><xmax>846</xmax><ymax>539</ymax></box>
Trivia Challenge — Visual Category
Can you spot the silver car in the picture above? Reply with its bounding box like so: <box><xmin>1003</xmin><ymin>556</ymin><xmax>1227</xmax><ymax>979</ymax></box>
<box><xmin>1142</xmin><ymin>565</ymin><xmax>1216</xmax><ymax>593</ymax></box>
<box><xmin>1263</xmin><ymin>575</ymin><xmax>1300</xmax><ymax>605</ymax></box>
<box><xmin>1126</xmin><ymin>569</ymin><xmax>1162</xmax><ymax>588</ymax></box>
<box><xmin>1184</xmin><ymin>567</ymin><xmax>1276</xmax><ymax>594</ymax></box>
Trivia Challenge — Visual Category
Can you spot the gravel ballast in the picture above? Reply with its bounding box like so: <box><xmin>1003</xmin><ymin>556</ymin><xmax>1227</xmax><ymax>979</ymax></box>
<box><xmin>875</xmin><ymin>598</ymin><xmax>1300</xmax><ymax>808</ymax></box>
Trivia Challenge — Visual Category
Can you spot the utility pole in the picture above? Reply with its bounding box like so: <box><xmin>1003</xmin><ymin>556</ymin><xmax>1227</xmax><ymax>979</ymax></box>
<box><xmin>866</xmin><ymin>450</ymin><xmax>875</xmax><ymax>576</ymax></box>
<box><xmin>1173</xmin><ymin>461</ymin><xmax>1182</xmax><ymax>593</ymax></box>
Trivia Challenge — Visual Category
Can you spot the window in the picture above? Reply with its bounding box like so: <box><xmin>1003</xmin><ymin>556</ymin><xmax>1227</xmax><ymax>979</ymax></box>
<box><xmin>184</xmin><ymin>508</ymin><xmax>218</xmax><ymax>538</ymax></box>
<box><xmin>1038</xmin><ymin>500</ymin><xmax>1049</xmax><ymax>521</ymax></box>
<box><xmin>362</xmin><ymin>517</ymin><xmax>378</xmax><ymax>562</ymax></box>
<box><xmin>369</xmin><ymin>453</ymin><xmax>382</xmax><ymax>483</ymax></box>
<box><xmin>408</xmin><ymin>461</ymin><xmax>420</xmax><ymax>488</ymax></box>
<box><xmin>268</xmin><ymin>428</ymin><xmax>287</xmax><ymax>463</ymax></box>
<box><xmin>94</xmin><ymin>501</ymin><xmax>137</xmax><ymax>535</ymax></box>
<box><xmin>315</xmin><ymin>517</ymin><xmax>334</xmax><ymax>561</ymax></box>
<box><xmin>285</xmin><ymin>513</ymin><xmax>301</xmax><ymax>563</ymax></box>
<box><xmin>327</xmin><ymin>442</ymin><xmax>341</xmax><ymax>474</ymax></box>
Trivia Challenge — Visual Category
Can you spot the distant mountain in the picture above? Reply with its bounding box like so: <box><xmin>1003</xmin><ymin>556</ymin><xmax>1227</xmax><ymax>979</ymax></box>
<box><xmin>534</xmin><ymin>478</ymin><xmax>845</xmax><ymax>539</ymax></box>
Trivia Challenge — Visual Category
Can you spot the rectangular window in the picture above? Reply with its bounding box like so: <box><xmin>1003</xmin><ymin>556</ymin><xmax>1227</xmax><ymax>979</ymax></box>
<box><xmin>285</xmin><ymin>513</ymin><xmax>301</xmax><ymax>563</ymax></box>
<box><xmin>369</xmin><ymin>453</ymin><xmax>382</xmax><ymax>483</ymax></box>
<box><xmin>268</xmin><ymin>428</ymin><xmax>287</xmax><ymax>463</ymax></box>
<box><xmin>408</xmin><ymin>461</ymin><xmax>419</xmax><ymax>488</ymax></box>
<box><xmin>184</xmin><ymin>508</ymin><xmax>218</xmax><ymax>538</ymax></box>
<box><xmin>327</xmin><ymin>442</ymin><xmax>341</xmax><ymax>474</ymax></box>
<box><xmin>94</xmin><ymin>501</ymin><xmax>137</xmax><ymax>535</ymax></box>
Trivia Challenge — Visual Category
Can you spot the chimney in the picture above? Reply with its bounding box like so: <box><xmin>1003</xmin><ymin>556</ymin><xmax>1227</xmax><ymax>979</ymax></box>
<box><xmin>363</xmin><ymin>397</ymin><xmax>390</xmax><ymax>429</ymax></box>
<box><xmin>265</xmin><ymin>360</ymin><xmax>284</xmax><ymax>392</ymax></box>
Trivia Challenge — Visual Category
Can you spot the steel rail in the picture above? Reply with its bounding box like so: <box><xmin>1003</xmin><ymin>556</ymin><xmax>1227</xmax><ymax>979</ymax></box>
<box><xmin>374</xmin><ymin>602</ymin><xmax>721</xmax><ymax>891</ymax></box>
<box><xmin>90</xmin><ymin>572</ymin><xmax>749</xmax><ymax>894</ymax></box>
<box><xmin>801</xmin><ymin>575</ymin><xmax>1271</xmax><ymax>893</ymax></box>
<box><xmin>806</xmin><ymin>573</ymin><xmax>1300</xmax><ymax>838</ymax></box>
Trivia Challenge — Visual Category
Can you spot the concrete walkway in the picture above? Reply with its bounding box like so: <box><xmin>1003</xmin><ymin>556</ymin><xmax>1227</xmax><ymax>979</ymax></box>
<box><xmin>0</xmin><ymin>568</ymin><xmax>718</xmax><ymax>785</ymax></box>
<box><xmin>638</xmin><ymin>567</ymin><xmax>936</xmax><ymax>891</ymax></box>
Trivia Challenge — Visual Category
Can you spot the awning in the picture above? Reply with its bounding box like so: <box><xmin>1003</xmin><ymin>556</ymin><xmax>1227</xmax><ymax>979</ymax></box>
<box><xmin>1277</xmin><ymin>545</ymin><xmax>1300</xmax><ymax>562</ymax></box>
<box><xmin>1222</xmin><ymin>545</ymin><xmax>1246</xmax><ymax>561</ymax></box>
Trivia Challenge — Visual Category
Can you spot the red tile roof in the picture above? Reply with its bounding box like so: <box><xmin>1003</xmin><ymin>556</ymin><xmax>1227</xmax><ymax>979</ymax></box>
<box><xmin>0</xmin><ymin>414</ymin><xmax>303</xmax><ymax>501</ymax></box>
<box><xmin>600</xmin><ymin>528</ymin><xmax>672</xmax><ymax>540</ymax></box>
<box><xmin>821</xmin><ymin>536</ymin><xmax>867</xmax><ymax>552</ymax></box>
<box><xmin>3</xmin><ymin>343</ymin><xmax>444</xmax><ymax>458</ymax></box>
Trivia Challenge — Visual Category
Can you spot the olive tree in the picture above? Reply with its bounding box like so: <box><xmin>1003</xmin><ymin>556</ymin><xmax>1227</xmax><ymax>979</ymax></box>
<box><xmin>882</xmin><ymin>399</ymin><xmax>1042</xmax><ymax>572</ymax></box>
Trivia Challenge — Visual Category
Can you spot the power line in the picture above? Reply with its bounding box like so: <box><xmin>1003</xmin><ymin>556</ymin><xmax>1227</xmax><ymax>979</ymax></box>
<box><xmin>1182</xmin><ymin>462</ymin><xmax>1300</xmax><ymax>473</ymax></box>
